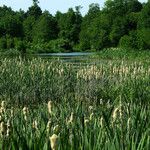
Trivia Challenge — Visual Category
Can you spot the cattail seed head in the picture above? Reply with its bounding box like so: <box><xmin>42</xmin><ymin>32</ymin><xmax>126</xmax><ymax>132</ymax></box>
<box><xmin>48</xmin><ymin>101</ymin><xmax>52</xmax><ymax>114</ymax></box>
<box><xmin>23</xmin><ymin>107</ymin><xmax>29</xmax><ymax>121</ymax></box>
<box><xmin>7</xmin><ymin>120</ymin><xmax>11</xmax><ymax>129</ymax></box>
<box><xmin>112</xmin><ymin>107</ymin><xmax>119</xmax><ymax>122</ymax></box>
<box><xmin>127</xmin><ymin>117</ymin><xmax>131</xmax><ymax>129</ymax></box>
<box><xmin>89</xmin><ymin>106</ymin><xmax>93</xmax><ymax>112</ymax></box>
<box><xmin>53</xmin><ymin>125</ymin><xmax>59</xmax><ymax>133</ymax></box>
<box><xmin>100</xmin><ymin>99</ymin><xmax>103</xmax><ymax>105</ymax></box>
<box><xmin>100</xmin><ymin>117</ymin><xmax>103</xmax><ymax>127</ymax></box>
<box><xmin>0</xmin><ymin>107</ymin><xmax>5</xmax><ymax>114</ymax></box>
<box><xmin>32</xmin><ymin>120</ymin><xmax>38</xmax><ymax>130</ymax></box>
<box><xmin>6</xmin><ymin>120</ymin><xmax>11</xmax><ymax>137</ymax></box>
<box><xmin>49</xmin><ymin>134</ymin><xmax>59</xmax><ymax>150</ymax></box>
<box><xmin>0</xmin><ymin>115</ymin><xmax>2</xmax><ymax>122</ymax></box>
<box><xmin>47</xmin><ymin>120</ymin><xmax>51</xmax><ymax>133</ymax></box>
<box><xmin>67</xmin><ymin>112</ymin><xmax>74</xmax><ymax>125</ymax></box>
<box><xmin>22</xmin><ymin>107</ymin><xmax>28</xmax><ymax>115</ymax></box>
<box><xmin>11</xmin><ymin>109</ymin><xmax>14</xmax><ymax>118</ymax></box>
<box><xmin>1</xmin><ymin>101</ymin><xmax>5</xmax><ymax>108</ymax></box>
<box><xmin>69</xmin><ymin>133</ymin><xmax>73</xmax><ymax>145</ymax></box>
<box><xmin>90</xmin><ymin>113</ymin><xmax>94</xmax><ymax>121</ymax></box>
<box><xmin>0</xmin><ymin>122</ymin><xmax>6</xmax><ymax>136</ymax></box>
<box><xmin>6</xmin><ymin>128</ymin><xmax>10</xmax><ymax>137</ymax></box>
<box><xmin>84</xmin><ymin>119</ymin><xmax>89</xmax><ymax>125</ymax></box>
<box><xmin>24</xmin><ymin>115</ymin><xmax>27</xmax><ymax>121</ymax></box>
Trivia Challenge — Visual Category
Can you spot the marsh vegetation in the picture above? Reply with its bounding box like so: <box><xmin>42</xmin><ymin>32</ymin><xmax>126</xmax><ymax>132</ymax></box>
<box><xmin>0</xmin><ymin>50</ymin><xmax>150</xmax><ymax>149</ymax></box>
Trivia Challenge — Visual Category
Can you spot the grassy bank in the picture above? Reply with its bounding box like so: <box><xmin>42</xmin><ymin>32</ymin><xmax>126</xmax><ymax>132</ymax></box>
<box><xmin>94</xmin><ymin>48</ymin><xmax>150</xmax><ymax>61</ymax></box>
<box><xmin>0</xmin><ymin>51</ymin><xmax>150</xmax><ymax>149</ymax></box>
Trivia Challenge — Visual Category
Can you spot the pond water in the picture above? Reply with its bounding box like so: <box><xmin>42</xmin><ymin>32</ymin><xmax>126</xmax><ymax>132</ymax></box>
<box><xmin>37</xmin><ymin>52</ymin><xmax>96</xmax><ymax>65</ymax></box>
<box><xmin>38</xmin><ymin>52</ymin><xmax>95</xmax><ymax>57</ymax></box>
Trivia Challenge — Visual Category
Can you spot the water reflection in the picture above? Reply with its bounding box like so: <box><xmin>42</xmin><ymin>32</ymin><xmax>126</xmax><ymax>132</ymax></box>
<box><xmin>38</xmin><ymin>52</ymin><xmax>94</xmax><ymax>57</ymax></box>
<box><xmin>37</xmin><ymin>52</ymin><xmax>96</xmax><ymax>67</ymax></box>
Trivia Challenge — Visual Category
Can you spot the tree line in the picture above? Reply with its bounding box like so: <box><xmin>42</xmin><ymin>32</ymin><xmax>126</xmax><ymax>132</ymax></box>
<box><xmin>0</xmin><ymin>0</ymin><xmax>150</xmax><ymax>53</ymax></box>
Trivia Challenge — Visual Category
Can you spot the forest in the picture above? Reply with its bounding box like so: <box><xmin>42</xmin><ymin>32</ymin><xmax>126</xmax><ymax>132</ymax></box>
<box><xmin>0</xmin><ymin>0</ymin><xmax>150</xmax><ymax>54</ymax></box>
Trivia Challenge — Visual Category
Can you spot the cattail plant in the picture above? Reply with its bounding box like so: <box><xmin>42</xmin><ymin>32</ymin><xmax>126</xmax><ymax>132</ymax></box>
<box><xmin>49</xmin><ymin>134</ymin><xmax>59</xmax><ymax>150</ymax></box>
<box><xmin>0</xmin><ymin>121</ymin><xmax>6</xmax><ymax>136</ymax></box>
<box><xmin>112</xmin><ymin>107</ymin><xmax>119</xmax><ymax>124</ymax></box>
<box><xmin>89</xmin><ymin>105</ymin><xmax>93</xmax><ymax>112</ymax></box>
<box><xmin>0</xmin><ymin>115</ymin><xmax>2</xmax><ymax>122</ymax></box>
<box><xmin>0</xmin><ymin>101</ymin><xmax>6</xmax><ymax>115</ymax></box>
<box><xmin>84</xmin><ymin>119</ymin><xmax>89</xmax><ymax>126</ymax></box>
<box><xmin>10</xmin><ymin>108</ymin><xmax>14</xmax><ymax>118</ymax></box>
<box><xmin>100</xmin><ymin>117</ymin><xmax>103</xmax><ymax>127</ymax></box>
<box><xmin>90</xmin><ymin>113</ymin><xmax>94</xmax><ymax>121</ymax></box>
<box><xmin>6</xmin><ymin>120</ymin><xmax>11</xmax><ymax>137</ymax></box>
<box><xmin>47</xmin><ymin>120</ymin><xmax>51</xmax><ymax>133</ymax></box>
<box><xmin>127</xmin><ymin>117</ymin><xmax>131</xmax><ymax>130</ymax></box>
<box><xmin>67</xmin><ymin>112</ymin><xmax>74</xmax><ymax>125</ymax></box>
<box><xmin>1</xmin><ymin>101</ymin><xmax>5</xmax><ymax>109</ymax></box>
<box><xmin>53</xmin><ymin>125</ymin><xmax>59</xmax><ymax>134</ymax></box>
<box><xmin>22</xmin><ymin>107</ymin><xmax>28</xmax><ymax>121</ymax></box>
<box><xmin>48</xmin><ymin>101</ymin><xmax>52</xmax><ymax>115</ymax></box>
<box><xmin>32</xmin><ymin>120</ymin><xmax>38</xmax><ymax>130</ymax></box>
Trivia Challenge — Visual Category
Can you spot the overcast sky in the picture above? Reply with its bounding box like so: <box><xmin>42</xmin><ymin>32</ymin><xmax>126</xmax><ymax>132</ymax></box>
<box><xmin>0</xmin><ymin>0</ymin><xmax>148</xmax><ymax>15</ymax></box>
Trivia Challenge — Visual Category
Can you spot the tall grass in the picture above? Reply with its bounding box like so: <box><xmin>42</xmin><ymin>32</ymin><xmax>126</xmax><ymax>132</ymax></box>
<box><xmin>94</xmin><ymin>48</ymin><xmax>150</xmax><ymax>61</ymax></box>
<box><xmin>0</xmin><ymin>57</ymin><xmax>150</xmax><ymax>150</ymax></box>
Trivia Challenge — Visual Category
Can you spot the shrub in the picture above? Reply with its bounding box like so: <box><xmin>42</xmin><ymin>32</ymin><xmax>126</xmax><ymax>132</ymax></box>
<box><xmin>119</xmin><ymin>35</ymin><xmax>132</xmax><ymax>48</ymax></box>
<box><xmin>1</xmin><ymin>48</ymin><xmax>20</xmax><ymax>57</ymax></box>
<box><xmin>46</xmin><ymin>39</ymin><xmax>71</xmax><ymax>53</ymax></box>
<box><xmin>6</xmin><ymin>38</ymin><xmax>14</xmax><ymax>49</ymax></box>
<box><xmin>137</xmin><ymin>29</ymin><xmax>150</xmax><ymax>50</ymax></box>
<box><xmin>0</xmin><ymin>37</ymin><xmax>7</xmax><ymax>50</ymax></box>
<box><xmin>120</xmin><ymin>29</ymin><xmax>150</xmax><ymax>50</ymax></box>
<box><xmin>72</xmin><ymin>44</ymin><xmax>82</xmax><ymax>52</ymax></box>
<box><xmin>29</xmin><ymin>42</ymin><xmax>49</xmax><ymax>53</ymax></box>
<box><xmin>15</xmin><ymin>40</ymin><xmax>27</xmax><ymax>54</ymax></box>
<box><xmin>79</xmin><ymin>40</ymin><xmax>90</xmax><ymax>51</ymax></box>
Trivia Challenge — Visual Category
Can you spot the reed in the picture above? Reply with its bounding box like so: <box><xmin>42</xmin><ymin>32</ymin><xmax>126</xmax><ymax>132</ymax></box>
<box><xmin>0</xmin><ymin>56</ymin><xmax>149</xmax><ymax>150</ymax></box>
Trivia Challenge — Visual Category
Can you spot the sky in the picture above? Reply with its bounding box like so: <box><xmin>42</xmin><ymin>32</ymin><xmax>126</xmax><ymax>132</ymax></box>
<box><xmin>0</xmin><ymin>0</ymin><xmax>148</xmax><ymax>15</ymax></box>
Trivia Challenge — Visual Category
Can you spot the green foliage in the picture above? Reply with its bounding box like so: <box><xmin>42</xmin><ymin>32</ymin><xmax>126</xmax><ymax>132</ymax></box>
<box><xmin>0</xmin><ymin>0</ymin><xmax>150</xmax><ymax>53</ymax></box>
<box><xmin>56</xmin><ymin>7</ymin><xmax>82</xmax><ymax>50</ymax></box>
<box><xmin>119</xmin><ymin>30</ymin><xmax>138</xmax><ymax>49</ymax></box>
<box><xmin>33</xmin><ymin>0</ymin><xmax>39</xmax><ymax>5</ymax></box>
<box><xmin>90</xmin><ymin>14</ymin><xmax>111</xmax><ymax>50</ymax></box>
<box><xmin>120</xmin><ymin>29</ymin><xmax>150</xmax><ymax>50</ymax></box>
<box><xmin>104</xmin><ymin>0</ymin><xmax>143</xmax><ymax>48</ymax></box>
<box><xmin>0</xmin><ymin>37</ymin><xmax>7</xmax><ymax>49</ymax></box>
<box><xmin>26</xmin><ymin>1</ymin><xmax>42</xmax><ymax>19</ymax></box>
<box><xmin>6</xmin><ymin>37</ymin><xmax>14</xmax><ymax>49</ymax></box>
<box><xmin>110</xmin><ymin>17</ymin><xmax>128</xmax><ymax>46</ymax></box>
<box><xmin>0</xmin><ymin>48</ymin><xmax>20</xmax><ymax>57</ymax></box>
<box><xmin>138</xmin><ymin>1</ymin><xmax>150</xmax><ymax>28</ymax></box>
<box><xmin>137</xmin><ymin>29</ymin><xmax>150</xmax><ymax>49</ymax></box>
<box><xmin>73</xmin><ymin>44</ymin><xmax>82</xmax><ymax>52</ymax></box>
<box><xmin>136</xmin><ymin>1</ymin><xmax>150</xmax><ymax>50</ymax></box>
<box><xmin>0</xmin><ymin>36</ymin><xmax>15</xmax><ymax>50</ymax></box>
<box><xmin>29</xmin><ymin>39</ymin><xmax>72</xmax><ymax>53</ymax></box>
<box><xmin>15</xmin><ymin>40</ymin><xmax>27</xmax><ymax>55</ymax></box>
<box><xmin>79</xmin><ymin>4</ymin><xmax>101</xmax><ymax>50</ymax></box>
<box><xmin>33</xmin><ymin>11</ymin><xmax>58</xmax><ymax>43</ymax></box>
<box><xmin>119</xmin><ymin>35</ymin><xmax>132</xmax><ymax>48</ymax></box>
<box><xmin>0</xmin><ymin>14</ymin><xmax>23</xmax><ymax>37</ymax></box>
<box><xmin>126</xmin><ymin>12</ymin><xmax>140</xmax><ymax>31</ymax></box>
<box><xmin>29</xmin><ymin>42</ymin><xmax>47</xmax><ymax>53</ymax></box>
<box><xmin>23</xmin><ymin>16</ymin><xmax>36</xmax><ymax>42</ymax></box>
<box><xmin>46</xmin><ymin>39</ymin><xmax>70</xmax><ymax>52</ymax></box>
<box><xmin>95</xmin><ymin>47</ymin><xmax>150</xmax><ymax>60</ymax></box>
